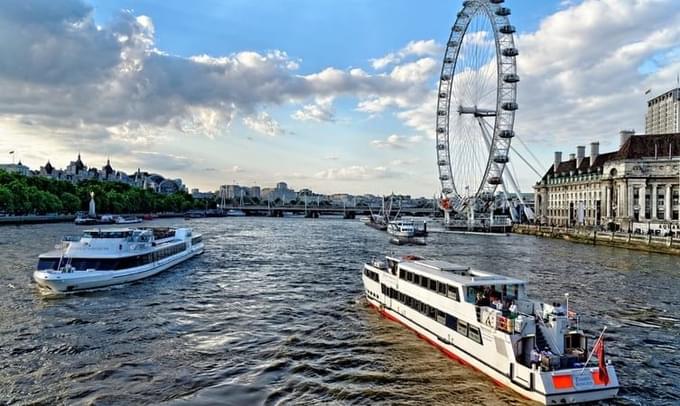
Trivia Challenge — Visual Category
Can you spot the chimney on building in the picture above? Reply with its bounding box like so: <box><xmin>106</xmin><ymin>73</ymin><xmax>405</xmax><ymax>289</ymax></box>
<box><xmin>619</xmin><ymin>129</ymin><xmax>635</xmax><ymax>147</ymax></box>
<box><xmin>569</xmin><ymin>153</ymin><xmax>576</xmax><ymax>161</ymax></box>
<box><xmin>590</xmin><ymin>142</ymin><xmax>599</xmax><ymax>166</ymax></box>
<box><xmin>553</xmin><ymin>151</ymin><xmax>562</xmax><ymax>172</ymax></box>
<box><xmin>576</xmin><ymin>146</ymin><xmax>586</xmax><ymax>168</ymax></box>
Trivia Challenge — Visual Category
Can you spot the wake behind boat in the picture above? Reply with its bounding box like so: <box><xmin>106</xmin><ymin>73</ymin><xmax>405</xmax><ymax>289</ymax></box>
<box><xmin>34</xmin><ymin>227</ymin><xmax>204</xmax><ymax>293</ymax></box>
<box><xmin>362</xmin><ymin>255</ymin><xmax>619</xmax><ymax>404</ymax></box>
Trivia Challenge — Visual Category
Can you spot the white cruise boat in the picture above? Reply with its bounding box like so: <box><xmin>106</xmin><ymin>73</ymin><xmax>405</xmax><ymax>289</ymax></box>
<box><xmin>34</xmin><ymin>227</ymin><xmax>204</xmax><ymax>293</ymax></box>
<box><xmin>387</xmin><ymin>219</ymin><xmax>416</xmax><ymax>238</ymax></box>
<box><xmin>362</xmin><ymin>255</ymin><xmax>619</xmax><ymax>405</ymax></box>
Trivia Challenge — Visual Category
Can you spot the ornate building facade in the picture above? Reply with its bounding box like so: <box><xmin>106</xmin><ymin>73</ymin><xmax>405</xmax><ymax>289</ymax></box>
<box><xmin>534</xmin><ymin>132</ymin><xmax>680</xmax><ymax>230</ymax></box>
<box><xmin>30</xmin><ymin>154</ymin><xmax>185</xmax><ymax>195</ymax></box>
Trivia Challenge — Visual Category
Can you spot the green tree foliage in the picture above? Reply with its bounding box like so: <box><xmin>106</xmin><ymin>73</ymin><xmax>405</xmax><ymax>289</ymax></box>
<box><xmin>0</xmin><ymin>170</ymin><xmax>196</xmax><ymax>215</ymax></box>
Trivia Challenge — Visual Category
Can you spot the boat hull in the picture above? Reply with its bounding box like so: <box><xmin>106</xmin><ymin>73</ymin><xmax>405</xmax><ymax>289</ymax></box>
<box><xmin>33</xmin><ymin>245</ymin><xmax>203</xmax><ymax>293</ymax></box>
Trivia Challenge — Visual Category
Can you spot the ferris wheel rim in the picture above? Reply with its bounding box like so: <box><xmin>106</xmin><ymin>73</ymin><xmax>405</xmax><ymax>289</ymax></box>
<box><xmin>435</xmin><ymin>0</ymin><xmax>518</xmax><ymax>212</ymax></box>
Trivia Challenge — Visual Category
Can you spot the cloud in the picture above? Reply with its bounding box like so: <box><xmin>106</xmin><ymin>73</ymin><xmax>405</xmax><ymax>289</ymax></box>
<box><xmin>370</xmin><ymin>39</ymin><xmax>441</xmax><ymax>70</ymax></box>
<box><xmin>371</xmin><ymin>134</ymin><xmax>423</xmax><ymax>149</ymax></box>
<box><xmin>355</xmin><ymin>57</ymin><xmax>438</xmax><ymax>117</ymax></box>
<box><xmin>514</xmin><ymin>0</ymin><xmax>680</xmax><ymax>146</ymax></box>
<box><xmin>232</xmin><ymin>165</ymin><xmax>243</xmax><ymax>173</ymax></box>
<box><xmin>242</xmin><ymin>112</ymin><xmax>284</xmax><ymax>136</ymax></box>
<box><xmin>129</xmin><ymin>151</ymin><xmax>192</xmax><ymax>171</ymax></box>
<box><xmin>0</xmin><ymin>3</ymin><xmax>439</xmax><ymax>149</ymax></box>
<box><xmin>292</xmin><ymin>97</ymin><xmax>336</xmax><ymax>122</ymax></box>
<box><xmin>314</xmin><ymin>165</ymin><xmax>401</xmax><ymax>181</ymax></box>
<box><xmin>390</xmin><ymin>158</ymin><xmax>419</xmax><ymax>166</ymax></box>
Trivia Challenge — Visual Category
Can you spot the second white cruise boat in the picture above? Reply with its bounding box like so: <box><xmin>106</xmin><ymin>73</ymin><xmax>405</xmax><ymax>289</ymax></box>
<box><xmin>34</xmin><ymin>227</ymin><xmax>204</xmax><ymax>293</ymax></box>
<box><xmin>387</xmin><ymin>219</ymin><xmax>416</xmax><ymax>238</ymax></box>
<box><xmin>362</xmin><ymin>255</ymin><xmax>619</xmax><ymax>405</ymax></box>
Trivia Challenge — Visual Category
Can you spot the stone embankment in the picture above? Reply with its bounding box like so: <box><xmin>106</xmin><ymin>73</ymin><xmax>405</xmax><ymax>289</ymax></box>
<box><xmin>513</xmin><ymin>224</ymin><xmax>680</xmax><ymax>256</ymax></box>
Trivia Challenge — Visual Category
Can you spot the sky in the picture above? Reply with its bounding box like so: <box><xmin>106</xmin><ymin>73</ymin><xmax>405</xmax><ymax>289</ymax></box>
<box><xmin>1</xmin><ymin>0</ymin><xmax>679</xmax><ymax>196</ymax></box>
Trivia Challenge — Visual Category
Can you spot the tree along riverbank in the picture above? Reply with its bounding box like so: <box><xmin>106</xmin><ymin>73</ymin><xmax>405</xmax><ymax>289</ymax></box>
<box><xmin>0</xmin><ymin>170</ymin><xmax>199</xmax><ymax>216</ymax></box>
<box><xmin>513</xmin><ymin>224</ymin><xmax>680</xmax><ymax>256</ymax></box>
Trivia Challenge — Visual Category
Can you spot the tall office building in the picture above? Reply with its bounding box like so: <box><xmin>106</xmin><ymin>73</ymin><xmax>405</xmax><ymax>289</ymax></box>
<box><xmin>645</xmin><ymin>88</ymin><xmax>680</xmax><ymax>134</ymax></box>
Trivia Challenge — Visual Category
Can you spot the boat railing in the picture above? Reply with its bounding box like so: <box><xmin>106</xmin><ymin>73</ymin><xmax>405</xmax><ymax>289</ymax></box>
<box><xmin>62</xmin><ymin>235</ymin><xmax>82</xmax><ymax>242</ymax></box>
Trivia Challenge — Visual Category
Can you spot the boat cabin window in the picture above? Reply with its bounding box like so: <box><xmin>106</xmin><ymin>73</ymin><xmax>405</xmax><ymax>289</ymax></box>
<box><xmin>84</xmin><ymin>231</ymin><xmax>132</xmax><ymax>239</ymax></box>
<box><xmin>382</xmin><ymin>283</ymin><xmax>482</xmax><ymax>346</ymax></box>
<box><xmin>468</xmin><ymin>326</ymin><xmax>482</xmax><ymax>344</ymax></box>
<box><xmin>457</xmin><ymin>320</ymin><xmax>468</xmax><ymax>336</ymax></box>
<box><xmin>387</xmin><ymin>259</ymin><xmax>398</xmax><ymax>275</ymax></box>
<box><xmin>447</xmin><ymin>285</ymin><xmax>460</xmax><ymax>302</ymax></box>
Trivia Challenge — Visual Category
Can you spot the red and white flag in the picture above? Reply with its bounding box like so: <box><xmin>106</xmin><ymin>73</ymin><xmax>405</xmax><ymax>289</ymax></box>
<box><xmin>593</xmin><ymin>336</ymin><xmax>610</xmax><ymax>385</ymax></box>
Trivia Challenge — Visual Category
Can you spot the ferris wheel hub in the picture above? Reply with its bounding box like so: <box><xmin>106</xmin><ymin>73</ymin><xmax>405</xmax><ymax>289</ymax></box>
<box><xmin>457</xmin><ymin>106</ymin><xmax>497</xmax><ymax>117</ymax></box>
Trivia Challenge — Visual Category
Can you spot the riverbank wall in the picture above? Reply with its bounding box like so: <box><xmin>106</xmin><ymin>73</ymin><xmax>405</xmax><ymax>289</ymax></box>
<box><xmin>513</xmin><ymin>224</ymin><xmax>680</xmax><ymax>256</ymax></box>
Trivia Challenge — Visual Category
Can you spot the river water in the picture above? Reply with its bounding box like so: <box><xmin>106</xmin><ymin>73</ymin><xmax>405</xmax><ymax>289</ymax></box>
<box><xmin>0</xmin><ymin>217</ymin><xmax>678</xmax><ymax>405</ymax></box>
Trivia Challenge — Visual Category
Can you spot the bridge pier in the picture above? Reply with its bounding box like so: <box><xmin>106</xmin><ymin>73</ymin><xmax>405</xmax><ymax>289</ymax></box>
<box><xmin>343</xmin><ymin>211</ymin><xmax>356</xmax><ymax>219</ymax></box>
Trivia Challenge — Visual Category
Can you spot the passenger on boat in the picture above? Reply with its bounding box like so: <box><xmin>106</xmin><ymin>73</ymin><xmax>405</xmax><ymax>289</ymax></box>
<box><xmin>508</xmin><ymin>301</ymin><xmax>518</xmax><ymax>317</ymax></box>
<box><xmin>530</xmin><ymin>348</ymin><xmax>540</xmax><ymax>369</ymax></box>
<box><xmin>492</xmin><ymin>297</ymin><xmax>503</xmax><ymax>310</ymax></box>
<box><xmin>553</xmin><ymin>302</ymin><xmax>565</xmax><ymax>316</ymax></box>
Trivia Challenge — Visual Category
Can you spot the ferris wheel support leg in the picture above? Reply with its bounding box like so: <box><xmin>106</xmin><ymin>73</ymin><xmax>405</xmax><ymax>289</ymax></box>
<box><xmin>502</xmin><ymin>163</ymin><xmax>536</xmax><ymax>222</ymax></box>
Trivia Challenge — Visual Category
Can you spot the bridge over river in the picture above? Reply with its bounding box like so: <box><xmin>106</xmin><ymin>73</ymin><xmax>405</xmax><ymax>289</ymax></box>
<box><xmin>211</xmin><ymin>206</ymin><xmax>438</xmax><ymax>219</ymax></box>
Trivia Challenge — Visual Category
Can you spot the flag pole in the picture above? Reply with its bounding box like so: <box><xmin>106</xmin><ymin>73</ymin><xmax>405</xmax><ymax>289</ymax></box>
<box><xmin>579</xmin><ymin>326</ymin><xmax>607</xmax><ymax>374</ymax></box>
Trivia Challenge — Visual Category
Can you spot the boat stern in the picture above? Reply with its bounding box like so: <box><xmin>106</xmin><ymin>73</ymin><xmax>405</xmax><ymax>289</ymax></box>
<box><xmin>539</xmin><ymin>365</ymin><xmax>619</xmax><ymax>404</ymax></box>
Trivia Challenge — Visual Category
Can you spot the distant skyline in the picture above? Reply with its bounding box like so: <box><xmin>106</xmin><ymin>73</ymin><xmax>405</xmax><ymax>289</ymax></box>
<box><xmin>1</xmin><ymin>0</ymin><xmax>679</xmax><ymax>195</ymax></box>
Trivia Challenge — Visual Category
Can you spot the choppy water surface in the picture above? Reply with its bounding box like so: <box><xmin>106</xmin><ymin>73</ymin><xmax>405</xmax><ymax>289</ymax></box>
<box><xmin>1</xmin><ymin>218</ymin><xmax>679</xmax><ymax>405</ymax></box>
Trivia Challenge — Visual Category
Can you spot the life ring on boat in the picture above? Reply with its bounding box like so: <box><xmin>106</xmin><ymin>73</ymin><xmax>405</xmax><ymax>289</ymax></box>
<box><xmin>403</xmin><ymin>255</ymin><xmax>421</xmax><ymax>261</ymax></box>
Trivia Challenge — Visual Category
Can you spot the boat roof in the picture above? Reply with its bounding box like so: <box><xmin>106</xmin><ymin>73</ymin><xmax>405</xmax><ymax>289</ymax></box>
<box><xmin>389</xmin><ymin>256</ymin><xmax>526</xmax><ymax>287</ymax></box>
<box><xmin>83</xmin><ymin>228</ymin><xmax>136</xmax><ymax>233</ymax></box>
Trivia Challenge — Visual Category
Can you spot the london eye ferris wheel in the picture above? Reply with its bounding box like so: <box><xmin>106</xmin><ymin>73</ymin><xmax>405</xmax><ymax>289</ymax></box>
<box><xmin>436</xmin><ymin>0</ymin><xmax>519</xmax><ymax>214</ymax></box>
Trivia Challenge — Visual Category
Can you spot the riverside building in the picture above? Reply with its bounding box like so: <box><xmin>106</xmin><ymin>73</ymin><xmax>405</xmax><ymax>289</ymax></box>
<box><xmin>534</xmin><ymin>131</ymin><xmax>680</xmax><ymax>232</ymax></box>
<box><xmin>646</xmin><ymin>88</ymin><xmax>680</xmax><ymax>134</ymax></box>
<box><xmin>1</xmin><ymin>153</ymin><xmax>185</xmax><ymax>195</ymax></box>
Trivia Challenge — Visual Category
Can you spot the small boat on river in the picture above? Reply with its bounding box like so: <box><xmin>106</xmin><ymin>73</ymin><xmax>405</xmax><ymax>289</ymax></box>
<box><xmin>362</xmin><ymin>255</ymin><xmax>619</xmax><ymax>404</ymax></box>
<box><xmin>115</xmin><ymin>215</ymin><xmax>143</xmax><ymax>224</ymax></box>
<box><xmin>34</xmin><ymin>227</ymin><xmax>204</xmax><ymax>293</ymax></box>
